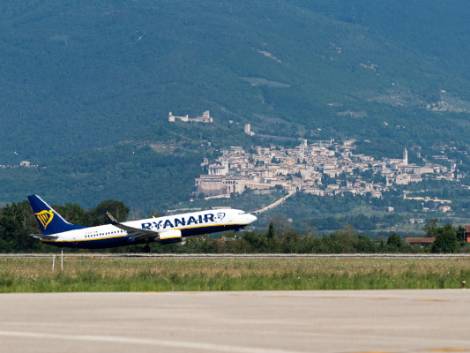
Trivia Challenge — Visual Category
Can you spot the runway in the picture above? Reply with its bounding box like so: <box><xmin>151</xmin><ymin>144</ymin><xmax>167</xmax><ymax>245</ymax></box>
<box><xmin>2</xmin><ymin>253</ymin><xmax>470</xmax><ymax>259</ymax></box>
<box><xmin>1</xmin><ymin>290</ymin><xmax>470</xmax><ymax>353</ymax></box>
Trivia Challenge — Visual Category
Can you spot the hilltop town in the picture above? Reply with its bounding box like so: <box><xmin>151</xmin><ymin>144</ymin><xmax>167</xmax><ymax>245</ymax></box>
<box><xmin>196</xmin><ymin>140</ymin><xmax>458</xmax><ymax>203</ymax></box>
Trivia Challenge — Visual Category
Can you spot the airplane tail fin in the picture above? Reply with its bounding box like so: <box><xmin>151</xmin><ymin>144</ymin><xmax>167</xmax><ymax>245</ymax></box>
<box><xmin>27</xmin><ymin>194</ymin><xmax>85</xmax><ymax>235</ymax></box>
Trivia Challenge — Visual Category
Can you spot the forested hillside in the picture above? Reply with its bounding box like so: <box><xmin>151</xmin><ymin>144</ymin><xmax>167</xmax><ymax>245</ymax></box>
<box><xmin>1</xmin><ymin>1</ymin><xmax>470</xmax><ymax>221</ymax></box>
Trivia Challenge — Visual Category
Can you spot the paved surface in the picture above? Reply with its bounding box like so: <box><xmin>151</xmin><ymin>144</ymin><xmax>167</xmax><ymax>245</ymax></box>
<box><xmin>253</xmin><ymin>191</ymin><xmax>296</xmax><ymax>215</ymax></box>
<box><xmin>1</xmin><ymin>290</ymin><xmax>470</xmax><ymax>353</ymax></box>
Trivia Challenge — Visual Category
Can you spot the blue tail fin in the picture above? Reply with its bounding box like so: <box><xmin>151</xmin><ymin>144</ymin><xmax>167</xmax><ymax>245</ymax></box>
<box><xmin>27</xmin><ymin>194</ymin><xmax>85</xmax><ymax>235</ymax></box>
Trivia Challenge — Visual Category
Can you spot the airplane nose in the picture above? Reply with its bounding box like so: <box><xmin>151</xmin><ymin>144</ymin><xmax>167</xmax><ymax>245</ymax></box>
<box><xmin>247</xmin><ymin>214</ymin><xmax>257</xmax><ymax>224</ymax></box>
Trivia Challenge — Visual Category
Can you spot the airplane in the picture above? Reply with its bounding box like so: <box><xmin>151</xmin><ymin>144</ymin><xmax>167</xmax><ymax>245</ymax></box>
<box><xmin>27</xmin><ymin>194</ymin><xmax>257</xmax><ymax>249</ymax></box>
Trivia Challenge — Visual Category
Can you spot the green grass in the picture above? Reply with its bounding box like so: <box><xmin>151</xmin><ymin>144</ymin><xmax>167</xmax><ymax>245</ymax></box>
<box><xmin>1</xmin><ymin>258</ymin><xmax>470</xmax><ymax>292</ymax></box>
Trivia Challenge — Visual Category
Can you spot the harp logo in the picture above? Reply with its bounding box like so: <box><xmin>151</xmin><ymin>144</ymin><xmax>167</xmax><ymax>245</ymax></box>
<box><xmin>35</xmin><ymin>210</ymin><xmax>54</xmax><ymax>229</ymax></box>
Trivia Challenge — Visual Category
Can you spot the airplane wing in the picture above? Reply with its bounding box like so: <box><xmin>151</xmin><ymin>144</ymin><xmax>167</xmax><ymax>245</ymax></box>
<box><xmin>106</xmin><ymin>212</ymin><xmax>159</xmax><ymax>241</ymax></box>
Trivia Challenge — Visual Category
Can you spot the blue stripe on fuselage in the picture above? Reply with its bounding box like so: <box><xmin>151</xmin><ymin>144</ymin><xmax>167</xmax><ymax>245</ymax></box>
<box><xmin>44</xmin><ymin>224</ymin><xmax>245</xmax><ymax>249</ymax></box>
<box><xmin>44</xmin><ymin>236</ymin><xmax>140</xmax><ymax>249</ymax></box>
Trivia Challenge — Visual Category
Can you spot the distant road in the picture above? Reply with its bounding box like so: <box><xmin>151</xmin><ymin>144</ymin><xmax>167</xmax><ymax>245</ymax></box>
<box><xmin>253</xmin><ymin>191</ymin><xmax>296</xmax><ymax>215</ymax></box>
<box><xmin>2</xmin><ymin>253</ymin><xmax>470</xmax><ymax>259</ymax></box>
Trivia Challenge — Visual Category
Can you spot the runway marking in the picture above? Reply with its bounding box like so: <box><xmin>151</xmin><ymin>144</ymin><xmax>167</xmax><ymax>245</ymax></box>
<box><xmin>351</xmin><ymin>351</ymin><xmax>396</xmax><ymax>353</ymax></box>
<box><xmin>0</xmin><ymin>330</ymin><xmax>305</xmax><ymax>353</ymax></box>
<box><xmin>416</xmin><ymin>298</ymin><xmax>450</xmax><ymax>303</ymax></box>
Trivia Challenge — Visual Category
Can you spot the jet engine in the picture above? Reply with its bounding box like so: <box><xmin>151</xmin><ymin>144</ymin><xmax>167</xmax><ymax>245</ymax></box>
<box><xmin>159</xmin><ymin>229</ymin><xmax>182</xmax><ymax>241</ymax></box>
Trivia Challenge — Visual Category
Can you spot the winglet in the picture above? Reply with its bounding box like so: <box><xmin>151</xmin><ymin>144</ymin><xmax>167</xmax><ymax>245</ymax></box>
<box><xmin>106</xmin><ymin>211</ymin><xmax>119</xmax><ymax>225</ymax></box>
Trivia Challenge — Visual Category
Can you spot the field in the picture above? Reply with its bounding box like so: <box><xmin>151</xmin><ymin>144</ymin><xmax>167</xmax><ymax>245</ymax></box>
<box><xmin>1</xmin><ymin>257</ymin><xmax>470</xmax><ymax>293</ymax></box>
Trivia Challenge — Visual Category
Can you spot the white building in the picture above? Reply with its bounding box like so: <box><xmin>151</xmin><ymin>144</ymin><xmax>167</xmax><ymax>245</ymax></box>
<box><xmin>244</xmin><ymin>123</ymin><xmax>255</xmax><ymax>136</ymax></box>
<box><xmin>168</xmin><ymin>110</ymin><xmax>214</xmax><ymax>123</ymax></box>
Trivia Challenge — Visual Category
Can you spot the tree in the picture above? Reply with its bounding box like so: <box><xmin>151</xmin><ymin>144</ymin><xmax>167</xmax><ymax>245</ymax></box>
<box><xmin>266</xmin><ymin>223</ymin><xmax>275</xmax><ymax>240</ymax></box>
<box><xmin>456</xmin><ymin>226</ymin><xmax>466</xmax><ymax>243</ymax></box>
<box><xmin>242</xmin><ymin>232</ymin><xmax>270</xmax><ymax>253</ymax></box>
<box><xmin>386</xmin><ymin>233</ymin><xmax>404</xmax><ymax>252</ymax></box>
<box><xmin>432</xmin><ymin>224</ymin><xmax>459</xmax><ymax>253</ymax></box>
<box><xmin>89</xmin><ymin>200</ymin><xmax>129</xmax><ymax>225</ymax></box>
<box><xmin>0</xmin><ymin>202</ymin><xmax>42</xmax><ymax>252</ymax></box>
<box><xmin>279</xmin><ymin>230</ymin><xmax>300</xmax><ymax>253</ymax></box>
<box><xmin>55</xmin><ymin>203</ymin><xmax>90</xmax><ymax>225</ymax></box>
<box><xmin>424</xmin><ymin>219</ymin><xmax>439</xmax><ymax>236</ymax></box>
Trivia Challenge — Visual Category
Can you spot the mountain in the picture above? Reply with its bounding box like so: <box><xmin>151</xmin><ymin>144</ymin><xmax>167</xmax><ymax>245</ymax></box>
<box><xmin>1</xmin><ymin>0</ymin><xmax>470</xmax><ymax>229</ymax></box>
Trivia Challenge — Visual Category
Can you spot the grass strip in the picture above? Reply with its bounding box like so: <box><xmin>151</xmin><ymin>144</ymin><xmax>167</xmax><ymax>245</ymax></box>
<box><xmin>1</xmin><ymin>258</ymin><xmax>469</xmax><ymax>292</ymax></box>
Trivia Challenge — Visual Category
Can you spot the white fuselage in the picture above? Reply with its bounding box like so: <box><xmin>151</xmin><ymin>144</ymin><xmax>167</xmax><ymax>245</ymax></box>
<box><xmin>42</xmin><ymin>208</ymin><xmax>257</xmax><ymax>248</ymax></box>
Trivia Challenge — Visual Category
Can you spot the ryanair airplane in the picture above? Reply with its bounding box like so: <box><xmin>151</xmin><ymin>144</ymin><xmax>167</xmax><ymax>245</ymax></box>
<box><xmin>28</xmin><ymin>194</ymin><xmax>257</xmax><ymax>249</ymax></box>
